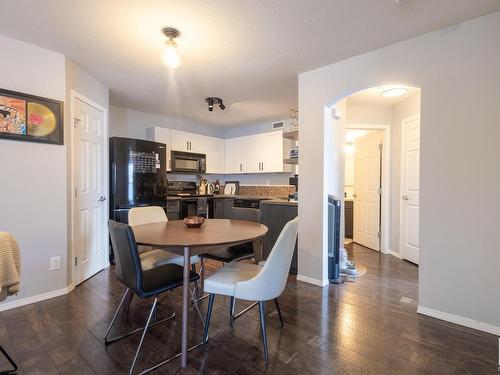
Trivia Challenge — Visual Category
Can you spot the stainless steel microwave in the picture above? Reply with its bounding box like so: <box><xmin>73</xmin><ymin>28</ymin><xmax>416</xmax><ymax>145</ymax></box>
<box><xmin>171</xmin><ymin>150</ymin><xmax>206</xmax><ymax>173</ymax></box>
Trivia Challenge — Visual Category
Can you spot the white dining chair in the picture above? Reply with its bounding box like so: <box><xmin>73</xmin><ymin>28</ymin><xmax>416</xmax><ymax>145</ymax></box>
<box><xmin>202</xmin><ymin>216</ymin><xmax>299</xmax><ymax>367</ymax></box>
<box><xmin>128</xmin><ymin>206</ymin><xmax>201</xmax><ymax>271</ymax></box>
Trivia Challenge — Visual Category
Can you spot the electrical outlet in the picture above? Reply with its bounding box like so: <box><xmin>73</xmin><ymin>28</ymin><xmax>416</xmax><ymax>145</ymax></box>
<box><xmin>50</xmin><ymin>256</ymin><xmax>61</xmax><ymax>271</ymax></box>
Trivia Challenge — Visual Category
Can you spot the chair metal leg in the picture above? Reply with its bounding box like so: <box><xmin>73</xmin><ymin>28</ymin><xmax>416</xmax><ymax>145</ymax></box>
<box><xmin>274</xmin><ymin>298</ymin><xmax>284</xmax><ymax>328</ymax></box>
<box><xmin>258</xmin><ymin>301</ymin><xmax>270</xmax><ymax>368</ymax></box>
<box><xmin>123</xmin><ymin>291</ymin><xmax>134</xmax><ymax>322</ymax></box>
<box><xmin>200</xmin><ymin>257</ymin><xmax>205</xmax><ymax>292</ymax></box>
<box><xmin>190</xmin><ymin>287</ymin><xmax>205</xmax><ymax>326</ymax></box>
<box><xmin>0</xmin><ymin>345</ymin><xmax>17</xmax><ymax>374</ymax></box>
<box><xmin>229</xmin><ymin>296</ymin><xmax>235</xmax><ymax>326</ymax></box>
<box><xmin>203</xmin><ymin>294</ymin><xmax>215</xmax><ymax>344</ymax></box>
<box><xmin>130</xmin><ymin>297</ymin><xmax>158</xmax><ymax>375</ymax></box>
<box><xmin>191</xmin><ymin>263</ymin><xmax>201</xmax><ymax>301</ymax></box>
<box><xmin>105</xmin><ymin>289</ymin><xmax>131</xmax><ymax>344</ymax></box>
<box><xmin>105</xmin><ymin>289</ymin><xmax>175</xmax><ymax>346</ymax></box>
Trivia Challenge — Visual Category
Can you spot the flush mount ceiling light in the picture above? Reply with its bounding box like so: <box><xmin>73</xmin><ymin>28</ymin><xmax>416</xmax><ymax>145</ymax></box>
<box><xmin>380</xmin><ymin>84</ymin><xmax>408</xmax><ymax>97</ymax></box>
<box><xmin>161</xmin><ymin>27</ymin><xmax>181</xmax><ymax>68</ymax></box>
<box><xmin>205</xmin><ymin>97</ymin><xmax>225</xmax><ymax>112</ymax></box>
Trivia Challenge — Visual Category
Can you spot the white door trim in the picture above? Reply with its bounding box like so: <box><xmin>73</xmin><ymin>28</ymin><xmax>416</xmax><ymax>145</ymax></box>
<box><xmin>70</xmin><ymin>90</ymin><xmax>109</xmax><ymax>287</ymax></box>
<box><xmin>345</xmin><ymin>123</ymin><xmax>391</xmax><ymax>254</ymax></box>
<box><xmin>399</xmin><ymin>115</ymin><xmax>420</xmax><ymax>263</ymax></box>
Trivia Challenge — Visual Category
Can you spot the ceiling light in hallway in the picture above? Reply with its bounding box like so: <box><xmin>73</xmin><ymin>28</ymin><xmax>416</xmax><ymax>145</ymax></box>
<box><xmin>380</xmin><ymin>84</ymin><xmax>408</xmax><ymax>97</ymax></box>
<box><xmin>161</xmin><ymin>27</ymin><xmax>181</xmax><ymax>68</ymax></box>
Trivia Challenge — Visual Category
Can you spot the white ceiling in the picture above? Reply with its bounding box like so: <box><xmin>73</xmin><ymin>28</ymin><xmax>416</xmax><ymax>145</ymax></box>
<box><xmin>347</xmin><ymin>86</ymin><xmax>421</xmax><ymax>106</ymax></box>
<box><xmin>0</xmin><ymin>1</ymin><xmax>499</xmax><ymax>128</ymax></box>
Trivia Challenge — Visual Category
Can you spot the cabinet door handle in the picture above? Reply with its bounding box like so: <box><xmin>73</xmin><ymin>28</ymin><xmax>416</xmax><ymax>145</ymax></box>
<box><xmin>262</xmin><ymin>161</ymin><xmax>264</xmax><ymax>171</ymax></box>
<box><xmin>240</xmin><ymin>163</ymin><xmax>242</xmax><ymax>172</ymax></box>
<box><xmin>186</xmin><ymin>141</ymin><xmax>189</xmax><ymax>150</ymax></box>
<box><xmin>189</xmin><ymin>141</ymin><xmax>191</xmax><ymax>150</ymax></box>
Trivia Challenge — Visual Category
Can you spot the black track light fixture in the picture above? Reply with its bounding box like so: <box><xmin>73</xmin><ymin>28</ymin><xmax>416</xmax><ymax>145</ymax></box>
<box><xmin>206</xmin><ymin>97</ymin><xmax>214</xmax><ymax>112</ymax></box>
<box><xmin>205</xmin><ymin>97</ymin><xmax>225</xmax><ymax>112</ymax></box>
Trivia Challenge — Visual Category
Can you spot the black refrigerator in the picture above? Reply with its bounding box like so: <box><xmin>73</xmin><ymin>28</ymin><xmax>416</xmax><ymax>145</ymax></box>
<box><xmin>109</xmin><ymin>136</ymin><xmax>168</xmax><ymax>224</ymax></box>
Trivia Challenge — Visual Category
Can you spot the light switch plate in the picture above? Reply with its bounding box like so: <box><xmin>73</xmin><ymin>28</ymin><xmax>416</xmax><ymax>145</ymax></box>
<box><xmin>50</xmin><ymin>256</ymin><xmax>61</xmax><ymax>271</ymax></box>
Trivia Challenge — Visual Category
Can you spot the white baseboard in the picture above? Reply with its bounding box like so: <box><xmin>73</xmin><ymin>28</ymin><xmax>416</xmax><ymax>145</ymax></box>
<box><xmin>418</xmin><ymin>305</ymin><xmax>500</xmax><ymax>336</ymax></box>
<box><xmin>388</xmin><ymin>250</ymin><xmax>401</xmax><ymax>258</ymax></box>
<box><xmin>296</xmin><ymin>274</ymin><xmax>329</xmax><ymax>287</ymax></box>
<box><xmin>0</xmin><ymin>284</ymin><xmax>75</xmax><ymax>312</ymax></box>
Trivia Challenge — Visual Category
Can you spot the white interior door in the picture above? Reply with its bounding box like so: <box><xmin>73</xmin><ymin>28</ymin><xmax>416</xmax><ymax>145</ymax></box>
<box><xmin>400</xmin><ymin>116</ymin><xmax>420</xmax><ymax>264</ymax></box>
<box><xmin>73</xmin><ymin>97</ymin><xmax>108</xmax><ymax>285</ymax></box>
<box><xmin>353</xmin><ymin>131</ymin><xmax>383</xmax><ymax>251</ymax></box>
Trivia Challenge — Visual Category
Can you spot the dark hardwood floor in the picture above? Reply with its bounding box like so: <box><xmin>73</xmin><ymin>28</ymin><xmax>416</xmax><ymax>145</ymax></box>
<box><xmin>0</xmin><ymin>243</ymin><xmax>497</xmax><ymax>374</ymax></box>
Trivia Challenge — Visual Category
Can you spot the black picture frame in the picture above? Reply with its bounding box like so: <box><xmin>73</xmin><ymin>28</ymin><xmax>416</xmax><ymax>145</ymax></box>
<box><xmin>0</xmin><ymin>88</ymin><xmax>64</xmax><ymax>145</ymax></box>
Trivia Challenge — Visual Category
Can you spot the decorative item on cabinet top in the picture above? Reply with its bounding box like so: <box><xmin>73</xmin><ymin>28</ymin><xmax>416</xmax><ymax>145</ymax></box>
<box><xmin>0</xmin><ymin>88</ymin><xmax>63</xmax><ymax>145</ymax></box>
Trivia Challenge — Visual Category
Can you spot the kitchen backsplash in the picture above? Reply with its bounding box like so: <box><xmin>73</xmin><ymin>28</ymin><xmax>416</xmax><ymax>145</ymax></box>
<box><xmin>237</xmin><ymin>185</ymin><xmax>295</xmax><ymax>197</ymax></box>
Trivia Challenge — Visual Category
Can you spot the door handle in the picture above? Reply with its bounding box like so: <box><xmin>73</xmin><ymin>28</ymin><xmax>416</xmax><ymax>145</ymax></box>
<box><xmin>402</xmin><ymin>195</ymin><xmax>409</xmax><ymax>201</ymax></box>
<box><xmin>98</xmin><ymin>196</ymin><xmax>106</xmax><ymax>202</ymax></box>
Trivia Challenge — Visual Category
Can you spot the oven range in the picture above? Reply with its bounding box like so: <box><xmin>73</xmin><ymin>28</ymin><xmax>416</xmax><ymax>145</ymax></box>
<box><xmin>167</xmin><ymin>181</ymin><xmax>214</xmax><ymax>219</ymax></box>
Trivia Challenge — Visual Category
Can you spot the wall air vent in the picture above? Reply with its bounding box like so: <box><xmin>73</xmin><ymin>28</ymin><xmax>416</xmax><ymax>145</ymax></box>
<box><xmin>272</xmin><ymin>121</ymin><xmax>284</xmax><ymax>129</ymax></box>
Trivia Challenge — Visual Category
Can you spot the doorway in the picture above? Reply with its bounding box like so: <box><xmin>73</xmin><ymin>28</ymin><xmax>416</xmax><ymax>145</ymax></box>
<box><xmin>400</xmin><ymin>115</ymin><xmax>420</xmax><ymax>264</ymax></box>
<box><xmin>71</xmin><ymin>92</ymin><xmax>109</xmax><ymax>286</ymax></box>
<box><xmin>345</xmin><ymin>128</ymin><xmax>388</xmax><ymax>252</ymax></box>
<box><xmin>340</xmin><ymin>85</ymin><xmax>421</xmax><ymax>263</ymax></box>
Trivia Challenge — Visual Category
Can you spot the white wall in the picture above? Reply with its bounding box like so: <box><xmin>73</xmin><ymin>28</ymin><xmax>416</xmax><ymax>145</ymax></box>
<box><xmin>0</xmin><ymin>35</ymin><xmax>67</xmax><ymax>303</ymax></box>
<box><xmin>298</xmin><ymin>11</ymin><xmax>500</xmax><ymax>332</ymax></box>
<box><xmin>346</xmin><ymin>103</ymin><xmax>392</xmax><ymax>125</ymax></box>
<box><xmin>109</xmin><ymin>105</ymin><xmax>224</xmax><ymax>140</ymax></box>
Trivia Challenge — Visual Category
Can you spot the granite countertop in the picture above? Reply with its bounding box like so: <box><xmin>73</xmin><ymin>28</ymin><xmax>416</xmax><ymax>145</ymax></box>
<box><xmin>213</xmin><ymin>194</ymin><xmax>275</xmax><ymax>200</ymax></box>
<box><xmin>260</xmin><ymin>199</ymin><xmax>298</xmax><ymax>206</ymax></box>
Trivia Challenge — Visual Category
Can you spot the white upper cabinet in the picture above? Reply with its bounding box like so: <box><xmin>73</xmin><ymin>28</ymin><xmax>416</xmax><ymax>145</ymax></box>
<box><xmin>171</xmin><ymin>130</ymin><xmax>203</xmax><ymax>153</ymax></box>
<box><xmin>148</xmin><ymin>127</ymin><xmax>287</xmax><ymax>174</ymax></box>
<box><xmin>259</xmin><ymin>131</ymin><xmax>284</xmax><ymax>172</ymax></box>
<box><xmin>224</xmin><ymin>131</ymin><xmax>286</xmax><ymax>174</ymax></box>
<box><xmin>205</xmin><ymin>136</ymin><xmax>225</xmax><ymax>174</ymax></box>
<box><xmin>225</xmin><ymin>137</ymin><xmax>243</xmax><ymax>173</ymax></box>
<box><xmin>146</xmin><ymin>127</ymin><xmax>172</xmax><ymax>171</ymax></box>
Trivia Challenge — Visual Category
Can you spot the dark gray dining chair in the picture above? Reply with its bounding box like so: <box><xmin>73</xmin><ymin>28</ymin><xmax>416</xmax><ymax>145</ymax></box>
<box><xmin>106</xmin><ymin>220</ymin><xmax>203</xmax><ymax>375</ymax></box>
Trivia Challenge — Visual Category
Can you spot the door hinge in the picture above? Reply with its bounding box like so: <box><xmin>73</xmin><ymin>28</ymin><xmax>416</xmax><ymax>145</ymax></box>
<box><xmin>377</xmin><ymin>231</ymin><xmax>382</xmax><ymax>239</ymax></box>
<box><xmin>378</xmin><ymin>143</ymin><xmax>383</xmax><ymax>151</ymax></box>
<box><xmin>74</xmin><ymin>256</ymin><xmax>78</xmax><ymax>266</ymax></box>
<box><xmin>378</xmin><ymin>187</ymin><xmax>382</xmax><ymax>194</ymax></box>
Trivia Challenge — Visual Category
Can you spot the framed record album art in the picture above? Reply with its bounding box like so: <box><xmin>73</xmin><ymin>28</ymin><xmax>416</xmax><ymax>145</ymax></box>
<box><xmin>0</xmin><ymin>88</ymin><xmax>64</xmax><ymax>145</ymax></box>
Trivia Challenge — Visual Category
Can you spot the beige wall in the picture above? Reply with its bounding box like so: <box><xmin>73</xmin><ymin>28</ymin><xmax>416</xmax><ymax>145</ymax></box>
<box><xmin>0</xmin><ymin>35</ymin><xmax>67</xmax><ymax>304</ymax></box>
<box><xmin>298</xmin><ymin>11</ymin><xmax>500</xmax><ymax>333</ymax></box>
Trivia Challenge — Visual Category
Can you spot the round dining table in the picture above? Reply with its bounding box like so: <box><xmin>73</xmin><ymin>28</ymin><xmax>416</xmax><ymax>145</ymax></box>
<box><xmin>132</xmin><ymin>219</ymin><xmax>268</xmax><ymax>368</ymax></box>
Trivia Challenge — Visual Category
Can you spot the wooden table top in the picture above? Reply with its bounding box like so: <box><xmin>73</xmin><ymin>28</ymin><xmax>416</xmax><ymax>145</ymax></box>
<box><xmin>132</xmin><ymin>219</ymin><xmax>268</xmax><ymax>253</ymax></box>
